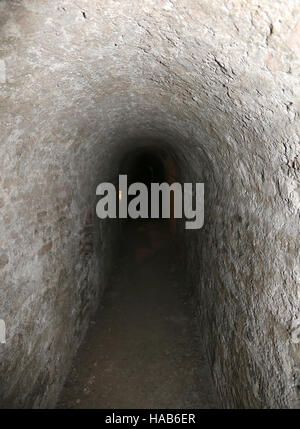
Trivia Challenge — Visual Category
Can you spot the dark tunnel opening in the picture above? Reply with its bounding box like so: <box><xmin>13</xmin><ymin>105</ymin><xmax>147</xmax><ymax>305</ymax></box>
<box><xmin>57</xmin><ymin>145</ymin><xmax>219</xmax><ymax>409</ymax></box>
<box><xmin>117</xmin><ymin>146</ymin><xmax>179</xmax><ymax>238</ymax></box>
<box><xmin>117</xmin><ymin>147</ymin><xmax>178</xmax><ymax>270</ymax></box>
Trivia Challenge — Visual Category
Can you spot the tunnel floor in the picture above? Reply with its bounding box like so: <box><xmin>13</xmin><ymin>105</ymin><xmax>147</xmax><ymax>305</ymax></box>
<box><xmin>57</xmin><ymin>220</ymin><xmax>219</xmax><ymax>408</ymax></box>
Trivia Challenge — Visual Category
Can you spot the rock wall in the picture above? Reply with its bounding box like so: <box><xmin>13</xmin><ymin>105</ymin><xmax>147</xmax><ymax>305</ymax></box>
<box><xmin>0</xmin><ymin>0</ymin><xmax>299</xmax><ymax>408</ymax></box>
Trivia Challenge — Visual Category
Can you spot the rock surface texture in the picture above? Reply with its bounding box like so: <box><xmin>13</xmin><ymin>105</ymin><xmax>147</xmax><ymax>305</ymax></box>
<box><xmin>0</xmin><ymin>0</ymin><xmax>299</xmax><ymax>408</ymax></box>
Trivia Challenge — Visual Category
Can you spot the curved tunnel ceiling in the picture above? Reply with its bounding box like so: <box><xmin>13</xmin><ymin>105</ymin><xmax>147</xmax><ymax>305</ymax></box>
<box><xmin>0</xmin><ymin>0</ymin><xmax>299</xmax><ymax>408</ymax></box>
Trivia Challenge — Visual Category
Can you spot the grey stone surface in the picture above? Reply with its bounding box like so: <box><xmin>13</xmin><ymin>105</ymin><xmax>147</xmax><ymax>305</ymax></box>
<box><xmin>0</xmin><ymin>0</ymin><xmax>299</xmax><ymax>408</ymax></box>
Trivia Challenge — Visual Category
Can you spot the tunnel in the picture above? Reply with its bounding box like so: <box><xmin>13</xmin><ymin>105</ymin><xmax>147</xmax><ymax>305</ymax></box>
<box><xmin>0</xmin><ymin>0</ymin><xmax>299</xmax><ymax>409</ymax></box>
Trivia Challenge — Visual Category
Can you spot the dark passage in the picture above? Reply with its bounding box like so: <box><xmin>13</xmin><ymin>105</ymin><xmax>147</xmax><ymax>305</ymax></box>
<box><xmin>57</xmin><ymin>219</ymin><xmax>218</xmax><ymax>408</ymax></box>
<box><xmin>57</xmin><ymin>148</ymin><xmax>219</xmax><ymax>408</ymax></box>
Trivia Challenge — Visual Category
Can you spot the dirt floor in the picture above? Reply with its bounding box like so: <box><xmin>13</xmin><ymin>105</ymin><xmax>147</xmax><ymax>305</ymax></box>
<box><xmin>56</xmin><ymin>220</ymin><xmax>219</xmax><ymax>409</ymax></box>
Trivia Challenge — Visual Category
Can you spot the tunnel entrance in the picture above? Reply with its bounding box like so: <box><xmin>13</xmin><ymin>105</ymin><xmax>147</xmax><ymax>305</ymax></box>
<box><xmin>118</xmin><ymin>147</ymin><xmax>175</xmax><ymax>266</ymax></box>
<box><xmin>57</xmin><ymin>146</ymin><xmax>219</xmax><ymax>408</ymax></box>
<box><xmin>117</xmin><ymin>146</ymin><xmax>179</xmax><ymax>234</ymax></box>
<box><xmin>117</xmin><ymin>146</ymin><xmax>178</xmax><ymax>282</ymax></box>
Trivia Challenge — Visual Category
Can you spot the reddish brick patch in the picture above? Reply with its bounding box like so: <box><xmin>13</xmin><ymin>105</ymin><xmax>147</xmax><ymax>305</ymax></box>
<box><xmin>85</xmin><ymin>208</ymin><xmax>94</xmax><ymax>225</ymax></box>
<box><xmin>38</xmin><ymin>241</ymin><xmax>53</xmax><ymax>257</ymax></box>
<box><xmin>135</xmin><ymin>247</ymin><xmax>153</xmax><ymax>262</ymax></box>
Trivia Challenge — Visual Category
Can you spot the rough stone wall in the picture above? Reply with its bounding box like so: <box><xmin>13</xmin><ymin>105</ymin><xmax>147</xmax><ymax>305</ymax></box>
<box><xmin>0</xmin><ymin>0</ymin><xmax>299</xmax><ymax>408</ymax></box>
